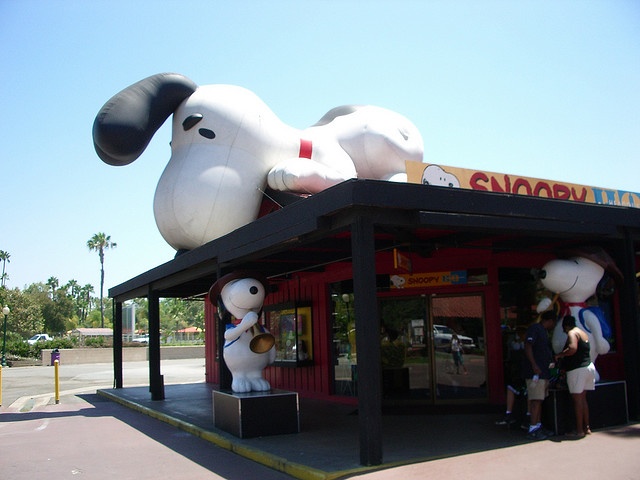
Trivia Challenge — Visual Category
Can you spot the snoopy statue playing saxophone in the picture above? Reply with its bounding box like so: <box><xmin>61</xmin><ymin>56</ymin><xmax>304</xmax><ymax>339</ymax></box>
<box><xmin>93</xmin><ymin>73</ymin><xmax>424</xmax><ymax>252</ymax></box>
<box><xmin>208</xmin><ymin>271</ymin><xmax>276</xmax><ymax>393</ymax></box>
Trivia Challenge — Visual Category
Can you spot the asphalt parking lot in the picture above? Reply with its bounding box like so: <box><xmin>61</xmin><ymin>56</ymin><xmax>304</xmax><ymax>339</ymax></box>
<box><xmin>0</xmin><ymin>358</ymin><xmax>206</xmax><ymax>410</ymax></box>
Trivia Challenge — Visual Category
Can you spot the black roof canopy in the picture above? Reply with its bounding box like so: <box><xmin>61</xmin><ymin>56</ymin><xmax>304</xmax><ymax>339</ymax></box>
<box><xmin>109</xmin><ymin>179</ymin><xmax>640</xmax><ymax>301</ymax></box>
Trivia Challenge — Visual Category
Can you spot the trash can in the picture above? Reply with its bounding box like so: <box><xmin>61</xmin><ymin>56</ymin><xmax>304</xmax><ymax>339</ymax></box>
<box><xmin>51</xmin><ymin>348</ymin><xmax>60</xmax><ymax>365</ymax></box>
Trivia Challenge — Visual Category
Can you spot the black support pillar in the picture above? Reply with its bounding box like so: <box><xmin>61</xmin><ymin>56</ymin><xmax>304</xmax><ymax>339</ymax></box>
<box><xmin>618</xmin><ymin>231</ymin><xmax>640</xmax><ymax>419</ymax></box>
<box><xmin>148</xmin><ymin>288</ymin><xmax>164</xmax><ymax>400</ymax></box>
<box><xmin>215</xmin><ymin>269</ymin><xmax>233</xmax><ymax>390</ymax></box>
<box><xmin>217</xmin><ymin>309</ymin><xmax>233</xmax><ymax>390</ymax></box>
<box><xmin>351</xmin><ymin>215</ymin><xmax>383</xmax><ymax>466</ymax></box>
<box><xmin>113</xmin><ymin>300</ymin><xmax>123</xmax><ymax>388</ymax></box>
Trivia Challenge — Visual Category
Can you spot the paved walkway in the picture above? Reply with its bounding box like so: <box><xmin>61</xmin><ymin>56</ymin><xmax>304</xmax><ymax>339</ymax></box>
<box><xmin>96</xmin><ymin>383</ymin><xmax>640</xmax><ymax>479</ymax></box>
<box><xmin>2</xmin><ymin>361</ymin><xmax>639</xmax><ymax>480</ymax></box>
<box><xmin>0</xmin><ymin>392</ymin><xmax>292</xmax><ymax>480</ymax></box>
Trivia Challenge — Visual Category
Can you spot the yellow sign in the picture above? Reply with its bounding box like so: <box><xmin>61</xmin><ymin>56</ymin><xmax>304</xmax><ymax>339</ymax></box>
<box><xmin>390</xmin><ymin>271</ymin><xmax>467</xmax><ymax>289</ymax></box>
<box><xmin>405</xmin><ymin>161</ymin><xmax>640</xmax><ymax>209</ymax></box>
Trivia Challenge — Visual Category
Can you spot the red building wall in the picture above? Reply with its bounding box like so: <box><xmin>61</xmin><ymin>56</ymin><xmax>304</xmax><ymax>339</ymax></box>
<box><xmin>204</xmin><ymin>249</ymin><xmax>625</xmax><ymax>405</ymax></box>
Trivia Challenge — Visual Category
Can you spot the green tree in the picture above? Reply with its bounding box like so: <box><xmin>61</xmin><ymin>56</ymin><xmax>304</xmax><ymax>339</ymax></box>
<box><xmin>86</xmin><ymin>301</ymin><xmax>113</xmax><ymax>329</ymax></box>
<box><xmin>87</xmin><ymin>233</ymin><xmax>117</xmax><ymax>328</ymax></box>
<box><xmin>42</xmin><ymin>288</ymin><xmax>74</xmax><ymax>334</ymax></box>
<box><xmin>63</xmin><ymin>279</ymin><xmax>91</xmax><ymax>324</ymax></box>
<box><xmin>78</xmin><ymin>284</ymin><xmax>95</xmax><ymax>325</ymax></box>
<box><xmin>0</xmin><ymin>279</ymin><xmax>104</xmax><ymax>345</ymax></box>
<box><xmin>160</xmin><ymin>298</ymin><xmax>204</xmax><ymax>343</ymax></box>
<box><xmin>131</xmin><ymin>297</ymin><xmax>149</xmax><ymax>333</ymax></box>
<box><xmin>65</xmin><ymin>279</ymin><xmax>79</xmax><ymax>299</ymax></box>
<box><xmin>46</xmin><ymin>276</ymin><xmax>59</xmax><ymax>299</ymax></box>
<box><xmin>4</xmin><ymin>285</ymin><xmax>46</xmax><ymax>337</ymax></box>
<box><xmin>0</xmin><ymin>250</ymin><xmax>10</xmax><ymax>287</ymax></box>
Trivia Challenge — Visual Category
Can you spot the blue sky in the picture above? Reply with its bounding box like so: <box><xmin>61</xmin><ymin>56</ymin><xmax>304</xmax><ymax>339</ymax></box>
<box><xmin>1</xmin><ymin>0</ymin><xmax>638</xmax><ymax>292</ymax></box>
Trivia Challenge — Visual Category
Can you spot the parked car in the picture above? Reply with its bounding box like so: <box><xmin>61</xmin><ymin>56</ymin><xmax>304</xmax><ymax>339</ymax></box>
<box><xmin>432</xmin><ymin>325</ymin><xmax>475</xmax><ymax>352</ymax></box>
<box><xmin>27</xmin><ymin>333</ymin><xmax>53</xmax><ymax>345</ymax></box>
<box><xmin>132</xmin><ymin>334</ymin><xmax>149</xmax><ymax>344</ymax></box>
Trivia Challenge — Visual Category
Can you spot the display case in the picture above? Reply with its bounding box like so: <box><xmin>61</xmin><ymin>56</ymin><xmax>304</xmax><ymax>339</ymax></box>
<box><xmin>264</xmin><ymin>302</ymin><xmax>313</xmax><ymax>367</ymax></box>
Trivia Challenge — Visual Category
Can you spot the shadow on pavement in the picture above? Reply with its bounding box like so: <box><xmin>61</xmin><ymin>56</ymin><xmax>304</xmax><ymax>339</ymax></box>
<box><xmin>96</xmin><ymin>384</ymin><xmax>540</xmax><ymax>478</ymax></box>
<box><xmin>1</xmin><ymin>393</ymin><xmax>292</xmax><ymax>480</ymax></box>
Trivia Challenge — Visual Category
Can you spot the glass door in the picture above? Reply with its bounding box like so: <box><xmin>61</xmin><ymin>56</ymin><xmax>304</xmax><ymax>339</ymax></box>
<box><xmin>380</xmin><ymin>296</ymin><xmax>431</xmax><ymax>400</ymax></box>
<box><xmin>379</xmin><ymin>293</ymin><xmax>486</xmax><ymax>403</ymax></box>
<box><xmin>431</xmin><ymin>294</ymin><xmax>487</xmax><ymax>401</ymax></box>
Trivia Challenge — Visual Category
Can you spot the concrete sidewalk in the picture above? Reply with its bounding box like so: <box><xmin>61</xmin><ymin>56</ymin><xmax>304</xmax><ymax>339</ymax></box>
<box><xmin>0</xmin><ymin>393</ymin><xmax>292</xmax><ymax>480</ymax></box>
<box><xmin>96</xmin><ymin>383</ymin><xmax>640</xmax><ymax>479</ymax></box>
<box><xmin>2</xmin><ymin>383</ymin><xmax>639</xmax><ymax>480</ymax></box>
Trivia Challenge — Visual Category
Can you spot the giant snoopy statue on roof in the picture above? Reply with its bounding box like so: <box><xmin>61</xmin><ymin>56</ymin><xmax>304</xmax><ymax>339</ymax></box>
<box><xmin>93</xmin><ymin>73</ymin><xmax>424</xmax><ymax>252</ymax></box>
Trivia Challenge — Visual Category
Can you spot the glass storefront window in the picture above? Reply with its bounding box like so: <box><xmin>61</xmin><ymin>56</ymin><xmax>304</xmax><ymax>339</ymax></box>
<box><xmin>264</xmin><ymin>302</ymin><xmax>313</xmax><ymax>366</ymax></box>
<box><xmin>330</xmin><ymin>282</ymin><xmax>487</xmax><ymax>402</ymax></box>
<box><xmin>379</xmin><ymin>294</ymin><xmax>487</xmax><ymax>402</ymax></box>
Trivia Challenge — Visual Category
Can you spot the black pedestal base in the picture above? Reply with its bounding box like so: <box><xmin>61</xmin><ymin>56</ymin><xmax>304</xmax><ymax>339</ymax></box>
<box><xmin>212</xmin><ymin>389</ymin><xmax>300</xmax><ymax>438</ymax></box>
<box><xmin>544</xmin><ymin>381</ymin><xmax>628</xmax><ymax>435</ymax></box>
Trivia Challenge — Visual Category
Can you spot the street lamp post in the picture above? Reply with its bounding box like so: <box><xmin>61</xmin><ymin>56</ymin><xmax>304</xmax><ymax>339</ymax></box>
<box><xmin>1</xmin><ymin>305</ymin><xmax>9</xmax><ymax>367</ymax></box>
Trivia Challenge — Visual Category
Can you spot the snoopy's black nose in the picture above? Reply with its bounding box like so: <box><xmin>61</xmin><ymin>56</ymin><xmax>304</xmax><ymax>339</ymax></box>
<box><xmin>250</xmin><ymin>286</ymin><xmax>259</xmax><ymax>295</ymax></box>
<box><xmin>530</xmin><ymin>268</ymin><xmax>546</xmax><ymax>280</ymax></box>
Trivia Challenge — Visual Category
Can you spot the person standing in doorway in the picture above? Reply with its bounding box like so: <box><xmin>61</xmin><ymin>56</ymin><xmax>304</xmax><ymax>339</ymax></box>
<box><xmin>555</xmin><ymin>315</ymin><xmax>595</xmax><ymax>438</ymax></box>
<box><xmin>523</xmin><ymin>311</ymin><xmax>556</xmax><ymax>440</ymax></box>
<box><xmin>451</xmin><ymin>333</ymin><xmax>468</xmax><ymax>375</ymax></box>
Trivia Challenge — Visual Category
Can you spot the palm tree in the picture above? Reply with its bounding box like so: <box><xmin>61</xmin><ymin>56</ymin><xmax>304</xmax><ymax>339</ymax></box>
<box><xmin>79</xmin><ymin>284</ymin><xmax>95</xmax><ymax>325</ymax></box>
<box><xmin>65</xmin><ymin>279</ymin><xmax>81</xmax><ymax>318</ymax></box>
<box><xmin>65</xmin><ymin>279</ymin><xmax>80</xmax><ymax>298</ymax></box>
<box><xmin>87</xmin><ymin>233</ymin><xmax>117</xmax><ymax>328</ymax></box>
<box><xmin>0</xmin><ymin>250</ymin><xmax>10</xmax><ymax>287</ymax></box>
<box><xmin>46</xmin><ymin>276</ymin><xmax>59</xmax><ymax>299</ymax></box>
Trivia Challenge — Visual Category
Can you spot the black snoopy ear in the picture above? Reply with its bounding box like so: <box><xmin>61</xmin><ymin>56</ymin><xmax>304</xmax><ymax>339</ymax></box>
<box><xmin>92</xmin><ymin>73</ymin><xmax>198</xmax><ymax>166</ymax></box>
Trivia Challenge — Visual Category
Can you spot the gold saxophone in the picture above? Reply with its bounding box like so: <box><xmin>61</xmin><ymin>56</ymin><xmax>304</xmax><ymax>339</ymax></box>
<box><xmin>249</xmin><ymin>325</ymin><xmax>275</xmax><ymax>353</ymax></box>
